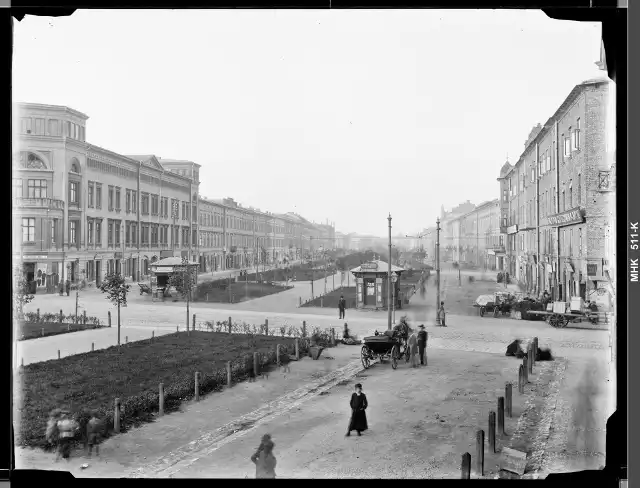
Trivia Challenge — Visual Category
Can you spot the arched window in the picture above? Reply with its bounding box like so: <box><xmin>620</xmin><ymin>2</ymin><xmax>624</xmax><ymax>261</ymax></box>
<box><xmin>18</xmin><ymin>151</ymin><xmax>47</xmax><ymax>169</ymax></box>
<box><xmin>70</xmin><ymin>158</ymin><xmax>80</xmax><ymax>173</ymax></box>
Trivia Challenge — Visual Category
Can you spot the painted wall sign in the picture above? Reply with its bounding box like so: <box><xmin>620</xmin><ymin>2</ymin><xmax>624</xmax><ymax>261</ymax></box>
<box><xmin>547</xmin><ymin>208</ymin><xmax>584</xmax><ymax>227</ymax></box>
<box><xmin>360</xmin><ymin>262</ymin><xmax>379</xmax><ymax>270</ymax></box>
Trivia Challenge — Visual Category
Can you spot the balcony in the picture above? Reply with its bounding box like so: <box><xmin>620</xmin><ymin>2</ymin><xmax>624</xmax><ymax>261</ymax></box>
<box><xmin>13</xmin><ymin>197</ymin><xmax>65</xmax><ymax>210</ymax></box>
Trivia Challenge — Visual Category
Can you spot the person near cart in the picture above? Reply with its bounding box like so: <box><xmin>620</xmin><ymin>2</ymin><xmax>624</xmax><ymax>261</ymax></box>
<box><xmin>417</xmin><ymin>324</ymin><xmax>428</xmax><ymax>366</ymax></box>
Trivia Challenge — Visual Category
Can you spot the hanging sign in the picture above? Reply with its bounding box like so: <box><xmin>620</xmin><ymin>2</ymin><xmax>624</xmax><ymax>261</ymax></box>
<box><xmin>547</xmin><ymin>208</ymin><xmax>584</xmax><ymax>227</ymax></box>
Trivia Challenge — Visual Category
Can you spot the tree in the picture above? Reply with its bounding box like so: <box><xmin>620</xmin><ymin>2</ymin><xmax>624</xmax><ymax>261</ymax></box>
<box><xmin>99</xmin><ymin>273</ymin><xmax>130</xmax><ymax>345</ymax></box>
<box><xmin>167</xmin><ymin>257</ymin><xmax>197</xmax><ymax>330</ymax></box>
<box><xmin>13</xmin><ymin>273</ymin><xmax>34</xmax><ymax>319</ymax></box>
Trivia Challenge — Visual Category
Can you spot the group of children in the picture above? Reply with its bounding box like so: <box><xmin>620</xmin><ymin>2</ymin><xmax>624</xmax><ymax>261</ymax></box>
<box><xmin>45</xmin><ymin>409</ymin><xmax>104</xmax><ymax>461</ymax></box>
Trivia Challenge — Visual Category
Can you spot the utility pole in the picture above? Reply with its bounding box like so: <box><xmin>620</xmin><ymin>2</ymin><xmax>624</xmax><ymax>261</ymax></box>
<box><xmin>436</xmin><ymin>218</ymin><xmax>442</xmax><ymax>325</ymax></box>
<box><xmin>387</xmin><ymin>213</ymin><xmax>392</xmax><ymax>330</ymax></box>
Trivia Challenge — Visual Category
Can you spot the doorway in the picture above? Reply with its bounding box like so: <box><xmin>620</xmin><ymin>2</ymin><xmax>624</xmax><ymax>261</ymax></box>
<box><xmin>96</xmin><ymin>260</ymin><xmax>102</xmax><ymax>286</ymax></box>
<box><xmin>364</xmin><ymin>279</ymin><xmax>375</xmax><ymax>306</ymax></box>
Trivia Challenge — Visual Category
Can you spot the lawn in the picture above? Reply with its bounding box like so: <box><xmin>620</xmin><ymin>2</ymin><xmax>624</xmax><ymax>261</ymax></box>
<box><xmin>301</xmin><ymin>286</ymin><xmax>357</xmax><ymax>309</ymax></box>
<box><xmin>195</xmin><ymin>280</ymin><xmax>292</xmax><ymax>303</ymax></box>
<box><xmin>18</xmin><ymin>321</ymin><xmax>107</xmax><ymax>341</ymax></box>
<box><xmin>14</xmin><ymin>331</ymin><xmax>304</xmax><ymax>449</ymax></box>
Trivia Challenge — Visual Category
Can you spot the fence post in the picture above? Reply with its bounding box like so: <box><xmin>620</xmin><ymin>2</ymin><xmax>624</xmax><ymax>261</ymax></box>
<box><xmin>108</xmin><ymin>311</ymin><xmax>112</xmax><ymax>327</ymax></box>
<box><xmin>330</xmin><ymin>328</ymin><xmax>336</xmax><ymax>346</ymax></box>
<box><xmin>57</xmin><ymin>349</ymin><xmax>60</xmax><ymax>359</ymax></box>
<box><xmin>195</xmin><ymin>372</ymin><xmax>200</xmax><ymax>402</ymax></box>
<box><xmin>498</xmin><ymin>397</ymin><xmax>505</xmax><ymax>436</ymax></box>
<box><xmin>295</xmin><ymin>338</ymin><xmax>300</xmax><ymax>360</ymax></box>
<box><xmin>528</xmin><ymin>343</ymin><xmax>534</xmax><ymax>373</ymax></box>
<box><xmin>476</xmin><ymin>430</ymin><xmax>485</xmax><ymax>476</ymax></box>
<box><xmin>228</xmin><ymin>316</ymin><xmax>232</xmax><ymax>334</ymax></box>
<box><xmin>114</xmin><ymin>398</ymin><xmax>121</xmax><ymax>433</ymax></box>
<box><xmin>505</xmin><ymin>382</ymin><xmax>512</xmax><ymax>418</ymax></box>
<box><xmin>59</xmin><ymin>310</ymin><xmax>63</xmax><ymax>323</ymax></box>
<box><xmin>92</xmin><ymin>342</ymin><xmax>95</xmax><ymax>352</ymax></box>
<box><xmin>488</xmin><ymin>411</ymin><xmax>496</xmax><ymax>453</ymax></box>
<box><xmin>302</xmin><ymin>321</ymin><xmax>307</xmax><ymax>338</ymax></box>
<box><xmin>151</xmin><ymin>330</ymin><xmax>155</xmax><ymax>341</ymax></box>
<box><xmin>523</xmin><ymin>357</ymin><xmax>529</xmax><ymax>383</ymax></box>
<box><xmin>518</xmin><ymin>365</ymin><xmax>525</xmax><ymax>393</ymax></box>
<box><xmin>253</xmin><ymin>352</ymin><xmax>259</xmax><ymax>377</ymax></box>
<box><xmin>461</xmin><ymin>452</ymin><xmax>471</xmax><ymax>479</ymax></box>
<box><xmin>193</xmin><ymin>314</ymin><xmax>196</xmax><ymax>331</ymax></box>
<box><xmin>37</xmin><ymin>308</ymin><xmax>40</xmax><ymax>322</ymax></box>
<box><xmin>159</xmin><ymin>383</ymin><xmax>164</xmax><ymax>416</ymax></box>
<box><xmin>126</xmin><ymin>336</ymin><xmax>128</xmax><ymax>344</ymax></box>
<box><xmin>83</xmin><ymin>310</ymin><xmax>87</xmax><ymax>325</ymax></box>
<box><xmin>226</xmin><ymin>361</ymin><xmax>232</xmax><ymax>387</ymax></box>
<box><xmin>265</xmin><ymin>319</ymin><xmax>269</xmax><ymax>336</ymax></box>
<box><xmin>277</xmin><ymin>344</ymin><xmax>281</xmax><ymax>364</ymax></box>
<box><xmin>177</xmin><ymin>325</ymin><xmax>179</xmax><ymax>333</ymax></box>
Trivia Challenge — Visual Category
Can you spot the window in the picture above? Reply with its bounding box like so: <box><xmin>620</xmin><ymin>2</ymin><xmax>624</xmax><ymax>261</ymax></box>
<box><xmin>126</xmin><ymin>222</ymin><xmax>131</xmax><ymax>246</ymax></box>
<box><xmin>546</xmin><ymin>149</ymin><xmax>550</xmax><ymax>172</ymax></box>
<box><xmin>132</xmin><ymin>191</ymin><xmax>137</xmax><ymax>213</ymax></box>
<box><xmin>88</xmin><ymin>182</ymin><xmax>95</xmax><ymax>207</ymax></box>
<box><xmin>108</xmin><ymin>186</ymin><xmax>114</xmax><ymax>211</ymax></box>
<box><xmin>21</xmin><ymin>118</ymin><xmax>32</xmax><ymax>134</ymax></box>
<box><xmin>48</xmin><ymin>119</ymin><xmax>60</xmax><ymax>136</ymax></box>
<box><xmin>577</xmin><ymin>174</ymin><xmax>581</xmax><ymax>205</ymax></box>
<box><xmin>141</xmin><ymin>194</ymin><xmax>149</xmax><ymax>215</ymax></box>
<box><xmin>552</xmin><ymin>141</ymin><xmax>556</xmax><ymax>169</ymax></box>
<box><xmin>115</xmin><ymin>187</ymin><xmax>121</xmax><ymax>211</ymax></box>
<box><xmin>569</xmin><ymin>181</ymin><xmax>573</xmax><ymax>208</ymax></box>
<box><xmin>96</xmin><ymin>184</ymin><xmax>102</xmax><ymax>209</ymax></box>
<box><xmin>131</xmin><ymin>223</ymin><xmax>137</xmax><ymax>246</ymax></box>
<box><xmin>69</xmin><ymin>181</ymin><xmax>79</xmax><ymax>204</ymax></box>
<box><xmin>27</xmin><ymin>179</ymin><xmax>47</xmax><ymax>198</ymax></box>
<box><xmin>572</xmin><ymin>118</ymin><xmax>581</xmax><ymax>150</ymax></box>
<box><xmin>69</xmin><ymin>220</ymin><xmax>78</xmax><ymax>245</ymax></box>
<box><xmin>564</xmin><ymin>135</ymin><xmax>571</xmax><ymax>158</ymax></box>
<box><xmin>108</xmin><ymin>221</ymin><xmax>113</xmax><ymax>246</ymax></box>
<box><xmin>115</xmin><ymin>221</ymin><xmax>121</xmax><ymax>246</ymax></box>
<box><xmin>562</xmin><ymin>189</ymin><xmax>565</xmax><ymax>212</ymax></box>
<box><xmin>34</xmin><ymin>118</ymin><xmax>45</xmax><ymax>135</ymax></box>
<box><xmin>95</xmin><ymin>221</ymin><xmax>102</xmax><ymax>245</ymax></box>
<box><xmin>88</xmin><ymin>220</ymin><xmax>94</xmax><ymax>245</ymax></box>
<box><xmin>22</xmin><ymin>218</ymin><xmax>35</xmax><ymax>242</ymax></box>
<box><xmin>126</xmin><ymin>190</ymin><xmax>131</xmax><ymax>213</ymax></box>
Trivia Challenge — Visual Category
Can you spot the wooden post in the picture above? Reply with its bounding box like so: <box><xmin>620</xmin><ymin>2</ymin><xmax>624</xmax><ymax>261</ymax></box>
<box><xmin>498</xmin><ymin>397</ymin><xmax>505</xmax><ymax>436</ymax></box>
<box><xmin>505</xmin><ymin>383</ymin><xmax>513</xmax><ymax>418</ymax></box>
<box><xmin>177</xmin><ymin>325</ymin><xmax>179</xmax><ymax>333</ymax></box>
<box><xmin>461</xmin><ymin>452</ymin><xmax>471</xmax><ymax>479</ymax></box>
<box><xmin>151</xmin><ymin>330</ymin><xmax>155</xmax><ymax>341</ymax></box>
<box><xmin>21</xmin><ymin>357</ymin><xmax>24</xmax><ymax>368</ymax></box>
<box><xmin>92</xmin><ymin>342</ymin><xmax>95</xmax><ymax>352</ymax></box>
<box><xmin>265</xmin><ymin>319</ymin><xmax>269</xmax><ymax>336</ymax></box>
<box><xmin>37</xmin><ymin>308</ymin><xmax>40</xmax><ymax>321</ymax></box>
<box><xmin>42</xmin><ymin>328</ymin><xmax>45</xmax><ymax>337</ymax></box>
<box><xmin>193</xmin><ymin>314</ymin><xmax>196</xmax><ymax>331</ymax></box>
<box><xmin>476</xmin><ymin>430</ymin><xmax>485</xmax><ymax>476</ymax></box>
<box><xmin>295</xmin><ymin>338</ymin><xmax>300</xmax><ymax>360</ymax></box>
<box><xmin>57</xmin><ymin>349</ymin><xmax>60</xmax><ymax>359</ymax></box>
<box><xmin>330</xmin><ymin>328</ymin><xmax>336</xmax><ymax>346</ymax></box>
<box><xmin>67</xmin><ymin>323</ymin><xmax>70</xmax><ymax>332</ymax></box>
<box><xmin>321</xmin><ymin>297</ymin><xmax>324</xmax><ymax>308</ymax></box>
<box><xmin>253</xmin><ymin>352</ymin><xmax>259</xmax><ymax>377</ymax></box>
<box><xmin>194</xmin><ymin>372</ymin><xmax>200</xmax><ymax>402</ymax></box>
<box><xmin>302</xmin><ymin>321</ymin><xmax>307</xmax><ymax>337</ymax></box>
<box><xmin>518</xmin><ymin>365</ymin><xmax>525</xmax><ymax>393</ymax></box>
<box><xmin>488</xmin><ymin>411</ymin><xmax>496</xmax><ymax>453</ymax></box>
<box><xmin>277</xmin><ymin>344</ymin><xmax>281</xmax><ymax>364</ymax></box>
<box><xmin>83</xmin><ymin>310</ymin><xmax>87</xmax><ymax>325</ymax></box>
<box><xmin>108</xmin><ymin>311</ymin><xmax>112</xmax><ymax>327</ymax></box>
<box><xmin>114</xmin><ymin>398</ymin><xmax>121</xmax><ymax>433</ymax></box>
<box><xmin>228</xmin><ymin>316</ymin><xmax>232</xmax><ymax>334</ymax></box>
<box><xmin>226</xmin><ymin>361</ymin><xmax>232</xmax><ymax>386</ymax></box>
<box><xmin>159</xmin><ymin>383</ymin><xmax>164</xmax><ymax>416</ymax></box>
<box><xmin>59</xmin><ymin>310</ymin><xmax>63</xmax><ymax>323</ymax></box>
<box><xmin>523</xmin><ymin>357</ymin><xmax>529</xmax><ymax>383</ymax></box>
<box><xmin>126</xmin><ymin>336</ymin><xmax>128</xmax><ymax>344</ymax></box>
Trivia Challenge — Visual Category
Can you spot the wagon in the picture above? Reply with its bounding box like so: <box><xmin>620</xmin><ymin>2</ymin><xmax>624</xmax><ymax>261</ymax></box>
<box><xmin>474</xmin><ymin>292</ymin><xmax>515</xmax><ymax>318</ymax></box>
<box><xmin>138</xmin><ymin>283</ymin><xmax>153</xmax><ymax>295</ymax></box>
<box><xmin>360</xmin><ymin>331</ymin><xmax>408</xmax><ymax>370</ymax></box>
<box><xmin>528</xmin><ymin>301</ymin><xmax>600</xmax><ymax>328</ymax></box>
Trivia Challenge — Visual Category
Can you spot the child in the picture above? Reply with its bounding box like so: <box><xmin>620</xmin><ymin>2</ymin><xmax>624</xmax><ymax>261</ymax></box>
<box><xmin>86</xmin><ymin>412</ymin><xmax>104</xmax><ymax>458</ymax></box>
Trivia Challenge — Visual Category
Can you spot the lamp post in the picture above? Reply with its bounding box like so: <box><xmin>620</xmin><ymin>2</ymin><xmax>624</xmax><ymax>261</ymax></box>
<box><xmin>391</xmin><ymin>271</ymin><xmax>398</xmax><ymax>324</ymax></box>
<box><xmin>387</xmin><ymin>213</ymin><xmax>392</xmax><ymax>330</ymax></box>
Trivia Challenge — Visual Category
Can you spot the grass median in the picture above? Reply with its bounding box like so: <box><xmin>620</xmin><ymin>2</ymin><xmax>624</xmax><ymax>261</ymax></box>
<box><xmin>14</xmin><ymin>331</ymin><xmax>304</xmax><ymax>450</ymax></box>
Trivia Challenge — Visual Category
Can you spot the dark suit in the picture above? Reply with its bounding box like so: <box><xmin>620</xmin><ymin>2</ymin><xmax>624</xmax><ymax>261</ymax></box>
<box><xmin>338</xmin><ymin>298</ymin><xmax>346</xmax><ymax>319</ymax></box>
<box><xmin>417</xmin><ymin>330</ymin><xmax>428</xmax><ymax>365</ymax></box>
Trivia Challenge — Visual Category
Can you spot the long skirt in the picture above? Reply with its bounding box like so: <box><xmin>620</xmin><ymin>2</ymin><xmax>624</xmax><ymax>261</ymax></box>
<box><xmin>348</xmin><ymin>409</ymin><xmax>368</xmax><ymax>433</ymax></box>
<box><xmin>58</xmin><ymin>437</ymin><xmax>72</xmax><ymax>459</ymax></box>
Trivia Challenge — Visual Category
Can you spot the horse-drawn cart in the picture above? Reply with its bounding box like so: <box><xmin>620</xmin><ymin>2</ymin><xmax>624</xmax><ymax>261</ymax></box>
<box><xmin>360</xmin><ymin>327</ymin><xmax>411</xmax><ymax>370</ymax></box>
<box><xmin>527</xmin><ymin>299</ymin><xmax>600</xmax><ymax>328</ymax></box>
<box><xmin>138</xmin><ymin>283</ymin><xmax>153</xmax><ymax>295</ymax></box>
<box><xmin>474</xmin><ymin>292</ymin><xmax>515</xmax><ymax>318</ymax></box>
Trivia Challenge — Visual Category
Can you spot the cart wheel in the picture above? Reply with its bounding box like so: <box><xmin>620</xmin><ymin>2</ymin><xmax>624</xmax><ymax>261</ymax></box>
<box><xmin>391</xmin><ymin>345</ymin><xmax>399</xmax><ymax>370</ymax></box>
<box><xmin>480</xmin><ymin>307</ymin><xmax>485</xmax><ymax>317</ymax></box>
<box><xmin>360</xmin><ymin>345</ymin><xmax>371</xmax><ymax>369</ymax></box>
<box><xmin>561</xmin><ymin>317</ymin><xmax>569</xmax><ymax>328</ymax></box>
<box><xmin>549</xmin><ymin>315</ymin><xmax>559</xmax><ymax>328</ymax></box>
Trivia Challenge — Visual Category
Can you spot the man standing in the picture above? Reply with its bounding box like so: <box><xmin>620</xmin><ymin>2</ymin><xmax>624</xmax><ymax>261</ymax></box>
<box><xmin>438</xmin><ymin>301</ymin><xmax>447</xmax><ymax>327</ymax></box>
<box><xmin>417</xmin><ymin>324</ymin><xmax>428</xmax><ymax>366</ymax></box>
<box><xmin>407</xmin><ymin>327</ymin><xmax>419</xmax><ymax>368</ymax></box>
<box><xmin>338</xmin><ymin>295</ymin><xmax>346</xmax><ymax>319</ymax></box>
<box><xmin>346</xmin><ymin>383</ymin><xmax>368</xmax><ymax>436</ymax></box>
<box><xmin>65</xmin><ymin>279</ymin><xmax>71</xmax><ymax>297</ymax></box>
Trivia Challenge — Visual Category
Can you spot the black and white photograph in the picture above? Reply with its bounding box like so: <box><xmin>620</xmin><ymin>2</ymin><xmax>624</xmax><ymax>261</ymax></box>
<box><xmin>11</xmin><ymin>8</ymin><xmax>623</xmax><ymax>480</ymax></box>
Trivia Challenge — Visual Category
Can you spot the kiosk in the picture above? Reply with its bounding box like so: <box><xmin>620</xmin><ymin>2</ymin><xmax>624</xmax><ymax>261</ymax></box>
<box><xmin>350</xmin><ymin>260</ymin><xmax>405</xmax><ymax>310</ymax></box>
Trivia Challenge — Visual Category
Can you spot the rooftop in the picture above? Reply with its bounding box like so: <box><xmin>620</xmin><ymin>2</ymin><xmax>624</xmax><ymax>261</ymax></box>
<box><xmin>350</xmin><ymin>260</ymin><xmax>405</xmax><ymax>274</ymax></box>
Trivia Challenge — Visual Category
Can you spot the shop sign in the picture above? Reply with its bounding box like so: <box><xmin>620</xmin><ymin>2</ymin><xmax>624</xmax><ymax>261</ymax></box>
<box><xmin>547</xmin><ymin>208</ymin><xmax>584</xmax><ymax>227</ymax></box>
<box><xmin>360</xmin><ymin>262</ymin><xmax>379</xmax><ymax>270</ymax></box>
<box><xmin>507</xmin><ymin>225</ymin><xmax>518</xmax><ymax>235</ymax></box>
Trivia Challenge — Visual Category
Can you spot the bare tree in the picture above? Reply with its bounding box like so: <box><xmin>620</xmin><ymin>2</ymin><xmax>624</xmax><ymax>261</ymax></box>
<box><xmin>98</xmin><ymin>273</ymin><xmax>130</xmax><ymax>345</ymax></box>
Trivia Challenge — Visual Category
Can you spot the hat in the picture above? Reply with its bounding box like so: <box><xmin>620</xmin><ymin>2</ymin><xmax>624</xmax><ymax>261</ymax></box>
<box><xmin>355</xmin><ymin>383</ymin><xmax>362</xmax><ymax>389</ymax></box>
<box><xmin>418</xmin><ymin>324</ymin><xmax>425</xmax><ymax>329</ymax></box>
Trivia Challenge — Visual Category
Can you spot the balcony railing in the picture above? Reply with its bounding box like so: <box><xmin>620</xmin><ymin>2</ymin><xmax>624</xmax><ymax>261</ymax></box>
<box><xmin>13</xmin><ymin>197</ymin><xmax>65</xmax><ymax>210</ymax></box>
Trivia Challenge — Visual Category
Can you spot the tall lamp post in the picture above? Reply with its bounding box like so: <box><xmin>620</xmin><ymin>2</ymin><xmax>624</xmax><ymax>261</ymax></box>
<box><xmin>391</xmin><ymin>271</ymin><xmax>398</xmax><ymax>325</ymax></box>
<box><xmin>387</xmin><ymin>213</ymin><xmax>392</xmax><ymax>330</ymax></box>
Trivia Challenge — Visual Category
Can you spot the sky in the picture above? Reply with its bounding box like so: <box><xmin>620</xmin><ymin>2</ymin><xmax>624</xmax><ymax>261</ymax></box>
<box><xmin>12</xmin><ymin>10</ymin><xmax>604</xmax><ymax>237</ymax></box>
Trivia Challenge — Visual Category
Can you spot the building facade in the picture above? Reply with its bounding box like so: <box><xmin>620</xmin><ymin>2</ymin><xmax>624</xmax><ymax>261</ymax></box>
<box><xmin>497</xmin><ymin>78</ymin><xmax>615</xmax><ymax>310</ymax></box>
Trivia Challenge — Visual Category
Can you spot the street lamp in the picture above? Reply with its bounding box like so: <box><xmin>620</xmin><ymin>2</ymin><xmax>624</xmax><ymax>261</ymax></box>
<box><xmin>391</xmin><ymin>271</ymin><xmax>398</xmax><ymax>324</ymax></box>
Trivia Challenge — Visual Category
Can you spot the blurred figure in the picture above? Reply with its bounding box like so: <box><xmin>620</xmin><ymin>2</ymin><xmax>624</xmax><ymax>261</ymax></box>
<box><xmin>56</xmin><ymin>410</ymin><xmax>79</xmax><ymax>461</ymax></box>
<box><xmin>338</xmin><ymin>295</ymin><xmax>346</xmax><ymax>319</ymax></box>
<box><xmin>417</xmin><ymin>325</ymin><xmax>428</xmax><ymax>366</ymax></box>
<box><xmin>570</xmin><ymin>359</ymin><xmax>604</xmax><ymax>455</ymax></box>
<box><xmin>251</xmin><ymin>434</ymin><xmax>277</xmax><ymax>478</ymax></box>
<box><xmin>46</xmin><ymin>408</ymin><xmax>64</xmax><ymax>454</ymax></box>
<box><xmin>86</xmin><ymin>412</ymin><xmax>105</xmax><ymax>457</ymax></box>
<box><xmin>407</xmin><ymin>328</ymin><xmax>419</xmax><ymax>368</ymax></box>
<box><xmin>438</xmin><ymin>301</ymin><xmax>447</xmax><ymax>327</ymax></box>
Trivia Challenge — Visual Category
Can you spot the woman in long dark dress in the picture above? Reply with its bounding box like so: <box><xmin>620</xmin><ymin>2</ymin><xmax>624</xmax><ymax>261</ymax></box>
<box><xmin>346</xmin><ymin>383</ymin><xmax>368</xmax><ymax>436</ymax></box>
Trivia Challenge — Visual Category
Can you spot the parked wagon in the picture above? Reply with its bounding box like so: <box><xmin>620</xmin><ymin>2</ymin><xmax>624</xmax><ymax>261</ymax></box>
<box><xmin>528</xmin><ymin>299</ymin><xmax>601</xmax><ymax>328</ymax></box>
<box><xmin>138</xmin><ymin>283</ymin><xmax>153</xmax><ymax>295</ymax></box>
<box><xmin>474</xmin><ymin>292</ymin><xmax>515</xmax><ymax>318</ymax></box>
<box><xmin>360</xmin><ymin>330</ymin><xmax>408</xmax><ymax>370</ymax></box>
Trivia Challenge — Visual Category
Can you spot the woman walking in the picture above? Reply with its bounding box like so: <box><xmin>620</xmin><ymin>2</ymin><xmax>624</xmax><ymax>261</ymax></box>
<box><xmin>346</xmin><ymin>383</ymin><xmax>368</xmax><ymax>436</ymax></box>
<box><xmin>407</xmin><ymin>328</ymin><xmax>419</xmax><ymax>368</ymax></box>
<box><xmin>250</xmin><ymin>434</ymin><xmax>277</xmax><ymax>478</ymax></box>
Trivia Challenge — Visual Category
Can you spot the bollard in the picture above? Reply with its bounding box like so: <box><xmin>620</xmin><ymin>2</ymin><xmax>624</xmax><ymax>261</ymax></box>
<box><xmin>193</xmin><ymin>314</ymin><xmax>196</xmax><ymax>331</ymax></box>
<box><xmin>177</xmin><ymin>325</ymin><xmax>179</xmax><ymax>333</ymax></box>
<box><xmin>151</xmin><ymin>330</ymin><xmax>155</xmax><ymax>341</ymax></box>
<box><xmin>505</xmin><ymin>383</ymin><xmax>513</xmax><ymax>418</ymax></box>
<box><xmin>321</xmin><ymin>297</ymin><xmax>324</xmax><ymax>308</ymax></box>
<box><xmin>58</xmin><ymin>349</ymin><xmax>60</xmax><ymax>359</ymax></box>
<box><xmin>126</xmin><ymin>336</ymin><xmax>128</xmax><ymax>344</ymax></box>
<box><xmin>461</xmin><ymin>452</ymin><xmax>471</xmax><ymax>479</ymax></box>
<box><xmin>330</xmin><ymin>328</ymin><xmax>336</xmax><ymax>346</ymax></box>
<box><xmin>488</xmin><ymin>411</ymin><xmax>496</xmax><ymax>453</ymax></box>
<box><xmin>523</xmin><ymin>357</ymin><xmax>529</xmax><ymax>383</ymax></box>
<box><xmin>265</xmin><ymin>319</ymin><xmax>269</xmax><ymax>336</ymax></box>
<box><xmin>534</xmin><ymin>337</ymin><xmax>539</xmax><ymax>361</ymax></box>
<box><xmin>21</xmin><ymin>357</ymin><xmax>24</xmax><ymax>368</ymax></box>
<box><xmin>42</xmin><ymin>328</ymin><xmax>45</xmax><ymax>337</ymax></box>
<box><xmin>195</xmin><ymin>372</ymin><xmax>200</xmax><ymax>402</ymax></box>
<box><xmin>108</xmin><ymin>311</ymin><xmax>112</xmax><ymax>327</ymax></box>
<box><xmin>59</xmin><ymin>310</ymin><xmax>63</xmax><ymax>323</ymax></box>
<box><xmin>302</xmin><ymin>320</ymin><xmax>307</xmax><ymax>337</ymax></box>
<box><xmin>277</xmin><ymin>344</ymin><xmax>281</xmax><ymax>364</ymax></box>
<box><xmin>253</xmin><ymin>352</ymin><xmax>259</xmax><ymax>377</ymax></box>
<box><xmin>476</xmin><ymin>430</ymin><xmax>485</xmax><ymax>476</ymax></box>
<box><xmin>295</xmin><ymin>338</ymin><xmax>300</xmax><ymax>360</ymax></box>
<box><xmin>518</xmin><ymin>365</ymin><xmax>525</xmax><ymax>393</ymax></box>
<box><xmin>226</xmin><ymin>361</ymin><xmax>232</xmax><ymax>386</ymax></box>
<box><xmin>114</xmin><ymin>398</ymin><xmax>121</xmax><ymax>433</ymax></box>
<box><xmin>159</xmin><ymin>383</ymin><xmax>164</xmax><ymax>416</ymax></box>
<box><xmin>37</xmin><ymin>308</ymin><xmax>40</xmax><ymax>321</ymax></box>
<box><xmin>498</xmin><ymin>397</ymin><xmax>505</xmax><ymax>436</ymax></box>
<box><xmin>228</xmin><ymin>316</ymin><xmax>232</xmax><ymax>334</ymax></box>
<box><xmin>92</xmin><ymin>342</ymin><xmax>95</xmax><ymax>352</ymax></box>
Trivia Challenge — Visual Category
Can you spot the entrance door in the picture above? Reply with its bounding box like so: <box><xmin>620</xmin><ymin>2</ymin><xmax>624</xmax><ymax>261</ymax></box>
<box><xmin>364</xmin><ymin>279</ymin><xmax>375</xmax><ymax>306</ymax></box>
<box><xmin>96</xmin><ymin>261</ymin><xmax>102</xmax><ymax>286</ymax></box>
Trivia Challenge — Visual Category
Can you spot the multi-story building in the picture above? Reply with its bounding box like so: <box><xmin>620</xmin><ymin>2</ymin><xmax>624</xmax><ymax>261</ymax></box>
<box><xmin>13</xmin><ymin>102</ymin><xmax>338</xmax><ymax>290</ymax></box>
<box><xmin>497</xmin><ymin>78</ymin><xmax>615</xmax><ymax>309</ymax></box>
<box><xmin>439</xmin><ymin>201</ymin><xmax>476</xmax><ymax>262</ymax></box>
<box><xmin>449</xmin><ymin>199</ymin><xmax>502</xmax><ymax>269</ymax></box>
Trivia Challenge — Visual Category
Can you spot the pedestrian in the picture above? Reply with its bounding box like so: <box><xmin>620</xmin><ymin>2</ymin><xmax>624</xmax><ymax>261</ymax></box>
<box><xmin>46</xmin><ymin>408</ymin><xmax>63</xmax><ymax>454</ymax></box>
<box><xmin>417</xmin><ymin>324</ymin><xmax>428</xmax><ymax>366</ymax></box>
<box><xmin>86</xmin><ymin>412</ymin><xmax>104</xmax><ymax>458</ymax></box>
<box><xmin>346</xmin><ymin>383</ymin><xmax>368</xmax><ymax>437</ymax></box>
<box><xmin>59</xmin><ymin>281</ymin><xmax>64</xmax><ymax>296</ymax></box>
<box><xmin>65</xmin><ymin>279</ymin><xmax>70</xmax><ymax>297</ymax></box>
<box><xmin>250</xmin><ymin>434</ymin><xmax>277</xmax><ymax>478</ymax></box>
<box><xmin>407</xmin><ymin>327</ymin><xmax>419</xmax><ymax>368</ymax></box>
<box><xmin>56</xmin><ymin>411</ymin><xmax>79</xmax><ymax>461</ymax></box>
<box><xmin>438</xmin><ymin>301</ymin><xmax>447</xmax><ymax>327</ymax></box>
<box><xmin>338</xmin><ymin>295</ymin><xmax>346</xmax><ymax>319</ymax></box>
